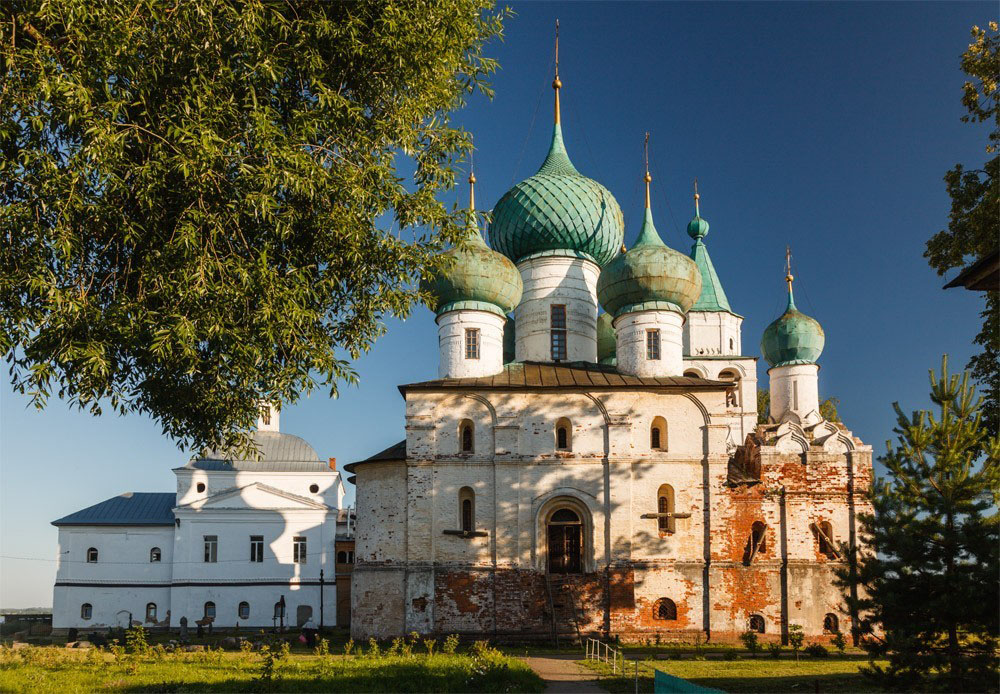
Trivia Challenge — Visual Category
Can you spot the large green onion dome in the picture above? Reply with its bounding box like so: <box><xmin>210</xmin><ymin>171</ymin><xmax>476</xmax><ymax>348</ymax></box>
<box><xmin>596</xmin><ymin>312</ymin><xmax>616</xmax><ymax>364</ymax></box>
<box><xmin>488</xmin><ymin>123</ymin><xmax>624</xmax><ymax>267</ymax></box>
<box><xmin>597</xmin><ymin>191</ymin><xmax>702</xmax><ymax>318</ymax></box>
<box><xmin>761</xmin><ymin>281</ymin><xmax>825</xmax><ymax>367</ymax></box>
<box><xmin>421</xmin><ymin>176</ymin><xmax>523</xmax><ymax>318</ymax></box>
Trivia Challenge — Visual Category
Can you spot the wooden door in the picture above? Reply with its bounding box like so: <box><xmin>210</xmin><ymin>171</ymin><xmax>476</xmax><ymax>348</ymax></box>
<box><xmin>547</xmin><ymin>523</ymin><xmax>582</xmax><ymax>574</ymax></box>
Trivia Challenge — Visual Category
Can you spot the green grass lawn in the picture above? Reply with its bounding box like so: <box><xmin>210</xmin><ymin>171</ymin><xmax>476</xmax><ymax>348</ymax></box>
<box><xmin>583</xmin><ymin>655</ymin><xmax>886</xmax><ymax>693</ymax></box>
<box><xmin>0</xmin><ymin>645</ymin><xmax>544</xmax><ymax>693</ymax></box>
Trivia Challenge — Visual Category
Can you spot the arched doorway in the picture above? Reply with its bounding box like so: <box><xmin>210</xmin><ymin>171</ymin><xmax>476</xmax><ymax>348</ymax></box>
<box><xmin>547</xmin><ymin>508</ymin><xmax>583</xmax><ymax>574</ymax></box>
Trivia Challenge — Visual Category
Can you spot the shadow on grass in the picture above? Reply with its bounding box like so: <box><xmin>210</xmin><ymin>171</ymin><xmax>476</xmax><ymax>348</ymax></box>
<box><xmin>118</xmin><ymin>660</ymin><xmax>545</xmax><ymax>693</ymax></box>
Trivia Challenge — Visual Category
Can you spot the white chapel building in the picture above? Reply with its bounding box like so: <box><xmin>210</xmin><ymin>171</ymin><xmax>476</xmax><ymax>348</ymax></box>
<box><xmin>51</xmin><ymin>406</ymin><xmax>354</xmax><ymax>632</ymax></box>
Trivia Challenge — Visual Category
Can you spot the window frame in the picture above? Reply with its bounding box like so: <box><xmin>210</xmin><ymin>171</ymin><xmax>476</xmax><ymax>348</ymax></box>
<box><xmin>204</xmin><ymin>601</ymin><xmax>216</xmax><ymax>619</ymax></box>
<box><xmin>292</xmin><ymin>536</ymin><xmax>307</xmax><ymax>564</ymax></box>
<box><xmin>550</xmin><ymin>305</ymin><xmax>567</xmax><ymax>361</ymax></box>
<box><xmin>250</xmin><ymin>535</ymin><xmax>264</xmax><ymax>563</ymax></box>
<box><xmin>459</xmin><ymin>486</ymin><xmax>476</xmax><ymax>533</ymax></box>
<box><xmin>146</xmin><ymin>602</ymin><xmax>157</xmax><ymax>622</ymax></box>
<box><xmin>81</xmin><ymin>603</ymin><xmax>92</xmax><ymax>620</ymax></box>
<box><xmin>651</xmin><ymin>416</ymin><xmax>667</xmax><ymax>451</ymax></box>
<box><xmin>748</xmin><ymin>614</ymin><xmax>765</xmax><ymax>633</ymax></box>
<box><xmin>150</xmin><ymin>547</ymin><xmax>161</xmax><ymax>563</ymax></box>
<box><xmin>86</xmin><ymin>547</ymin><xmax>98</xmax><ymax>563</ymax></box>
<box><xmin>657</xmin><ymin>484</ymin><xmax>676</xmax><ymax>534</ymax></box>
<box><xmin>459</xmin><ymin>419</ymin><xmax>474</xmax><ymax>453</ymax></box>
<box><xmin>654</xmin><ymin>597</ymin><xmax>677</xmax><ymax>621</ymax></box>
<box><xmin>203</xmin><ymin>535</ymin><xmax>218</xmax><ymax>563</ymax></box>
<box><xmin>239</xmin><ymin>601</ymin><xmax>251</xmax><ymax>620</ymax></box>
<box><xmin>823</xmin><ymin>613</ymin><xmax>839</xmax><ymax>634</ymax></box>
<box><xmin>646</xmin><ymin>329</ymin><xmax>661</xmax><ymax>360</ymax></box>
<box><xmin>465</xmin><ymin>328</ymin><xmax>480</xmax><ymax>360</ymax></box>
<box><xmin>555</xmin><ymin>417</ymin><xmax>572</xmax><ymax>451</ymax></box>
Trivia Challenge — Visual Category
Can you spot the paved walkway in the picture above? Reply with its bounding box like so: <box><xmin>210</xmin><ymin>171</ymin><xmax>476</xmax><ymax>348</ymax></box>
<box><xmin>523</xmin><ymin>654</ymin><xmax>606</xmax><ymax>693</ymax></box>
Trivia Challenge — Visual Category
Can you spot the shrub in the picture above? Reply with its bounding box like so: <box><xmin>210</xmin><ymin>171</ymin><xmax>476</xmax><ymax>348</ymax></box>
<box><xmin>254</xmin><ymin>645</ymin><xmax>282</xmax><ymax>690</ymax></box>
<box><xmin>722</xmin><ymin>650</ymin><xmax>739</xmax><ymax>661</ymax></box>
<box><xmin>313</xmin><ymin>638</ymin><xmax>329</xmax><ymax>657</ymax></box>
<box><xmin>366</xmin><ymin>638</ymin><xmax>381</xmax><ymax>658</ymax></box>
<box><xmin>787</xmin><ymin>624</ymin><xmax>804</xmax><ymax>661</ymax></box>
<box><xmin>423</xmin><ymin>638</ymin><xmax>437</xmax><ymax>656</ymax></box>
<box><xmin>831</xmin><ymin>631</ymin><xmax>847</xmax><ymax>653</ymax></box>
<box><xmin>739</xmin><ymin>630</ymin><xmax>760</xmax><ymax>657</ymax></box>
<box><xmin>442</xmin><ymin>634</ymin><xmax>460</xmax><ymax>654</ymax></box>
<box><xmin>124</xmin><ymin>625</ymin><xmax>151</xmax><ymax>657</ymax></box>
<box><xmin>343</xmin><ymin>638</ymin><xmax>354</xmax><ymax>657</ymax></box>
<box><xmin>804</xmin><ymin>642</ymin><xmax>829</xmax><ymax>658</ymax></box>
<box><xmin>768</xmin><ymin>642</ymin><xmax>783</xmax><ymax>658</ymax></box>
<box><xmin>470</xmin><ymin>640</ymin><xmax>492</xmax><ymax>658</ymax></box>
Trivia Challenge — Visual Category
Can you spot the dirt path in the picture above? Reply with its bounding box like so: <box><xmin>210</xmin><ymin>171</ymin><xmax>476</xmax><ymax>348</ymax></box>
<box><xmin>523</xmin><ymin>654</ymin><xmax>607</xmax><ymax>693</ymax></box>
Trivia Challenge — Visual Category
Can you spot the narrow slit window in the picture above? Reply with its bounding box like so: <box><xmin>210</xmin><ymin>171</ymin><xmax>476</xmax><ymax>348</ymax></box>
<box><xmin>646</xmin><ymin>329</ymin><xmax>660</xmax><ymax>360</ymax></box>
<box><xmin>555</xmin><ymin>418</ymin><xmax>572</xmax><ymax>451</ymax></box>
<box><xmin>293</xmin><ymin>536</ymin><xmax>307</xmax><ymax>564</ymax></box>
<box><xmin>657</xmin><ymin>484</ymin><xmax>676</xmax><ymax>534</ymax></box>
<box><xmin>459</xmin><ymin>486</ymin><xmax>475</xmax><ymax>532</ymax></box>
<box><xmin>465</xmin><ymin>328</ymin><xmax>480</xmax><ymax>360</ymax></box>
<box><xmin>742</xmin><ymin>522</ymin><xmax>767</xmax><ymax>565</ymax></box>
<box><xmin>203</xmin><ymin>535</ymin><xmax>218</xmax><ymax>563</ymax></box>
<box><xmin>651</xmin><ymin>416</ymin><xmax>667</xmax><ymax>451</ymax></box>
<box><xmin>550</xmin><ymin>305</ymin><xmax>567</xmax><ymax>361</ymax></box>
<box><xmin>460</xmin><ymin>419</ymin><xmax>474</xmax><ymax>453</ymax></box>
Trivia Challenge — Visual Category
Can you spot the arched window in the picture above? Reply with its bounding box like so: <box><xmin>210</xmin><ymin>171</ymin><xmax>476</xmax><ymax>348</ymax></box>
<box><xmin>651</xmin><ymin>416</ymin><xmax>667</xmax><ymax>451</ymax></box>
<box><xmin>239</xmin><ymin>602</ymin><xmax>250</xmax><ymax>620</ymax></box>
<box><xmin>656</xmin><ymin>484</ymin><xmax>676</xmax><ymax>534</ymax></box>
<box><xmin>459</xmin><ymin>486</ymin><xmax>475</xmax><ymax>532</ymax></box>
<box><xmin>274</xmin><ymin>601</ymin><xmax>285</xmax><ymax>619</ymax></box>
<box><xmin>823</xmin><ymin>613</ymin><xmax>839</xmax><ymax>634</ymax></box>
<box><xmin>729</xmin><ymin>337</ymin><xmax>735</xmax><ymax>352</ymax></box>
<box><xmin>459</xmin><ymin>419</ymin><xmax>474</xmax><ymax>453</ymax></box>
<box><xmin>146</xmin><ymin>603</ymin><xmax>157</xmax><ymax>622</ymax></box>
<box><xmin>748</xmin><ymin>614</ymin><xmax>765</xmax><ymax>633</ymax></box>
<box><xmin>203</xmin><ymin>601</ymin><xmax>215</xmax><ymax>619</ymax></box>
<box><xmin>720</xmin><ymin>369</ymin><xmax>740</xmax><ymax>407</ymax></box>
<box><xmin>555</xmin><ymin>418</ymin><xmax>572</xmax><ymax>451</ymax></box>
<box><xmin>81</xmin><ymin>603</ymin><xmax>92</xmax><ymax>620</ymax></box>
<box><xmin>742</xmin><ymin>521</ymin><xmax>767</xmax><ymax>565</ymax></box>
<box><xmin>337</xmin><ymin>551</ymin><xmax>347</xmax><ymax>563</ymax></box>
<box><xmin>86</xmin><ymin>547</ymin><xmax>98</xmax><ymax>563</ymax></box>
<box><xmin>683</xmin><ymin>370</ymin><xmax>701</xmax><ymax>378</ymax></box>
<box><xmin>816</xmin><ymin>521</ymin><xmax>838</xmax><ymax>560</ymax></box>
<box><xmin>653</xmin><ymin>598</ymin><xmax>677</xmax><ymax>621</ymax></box>
<box><xmin>150</xmin><ymin>547</ymin><xmax>161</xmax><ymax>563</ymax></box>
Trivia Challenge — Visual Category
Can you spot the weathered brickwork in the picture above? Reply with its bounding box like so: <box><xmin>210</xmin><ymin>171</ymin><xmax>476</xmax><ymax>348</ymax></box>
<box><xmin>351</xmin><ymin>382</ymin><xmax>872</xmax><ymax>643</ymax></box>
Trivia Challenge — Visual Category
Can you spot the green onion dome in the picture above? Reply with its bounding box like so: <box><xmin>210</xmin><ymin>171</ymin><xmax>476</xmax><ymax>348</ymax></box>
<box><xmin>761</xmin><ymin>283</ymin><xmax>825</xmax><ymax>367</ymax></box>
<box><xmin>687</xmin><ymin>214</ymin><xmax>710</xmax><ymax>241</ymax></box>
<box><xmin>596</xmin><ymin>312</ymin><xmax>616</xmax><ymax>364</ymax></box>
<box><xmin>488</xmin><ymin>124</ymin><xmax>624</xmax><ymax>267</ymax></box>
<box><xmin>597</xmin><ymin>204</ymin><xmax>702</xmax><ymax>319</ymax></box>
<box><xmin>421</xmin><ymin>188</ymin><xmax>523</xmax><ymax>318</ymax></box>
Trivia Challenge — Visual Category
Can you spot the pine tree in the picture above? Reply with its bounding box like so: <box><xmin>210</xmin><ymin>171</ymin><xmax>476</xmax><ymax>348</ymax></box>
<box><xmin>837</xmin><ymin>356</ymin><xmax>1000</xmax><ymax>691</ymax></box>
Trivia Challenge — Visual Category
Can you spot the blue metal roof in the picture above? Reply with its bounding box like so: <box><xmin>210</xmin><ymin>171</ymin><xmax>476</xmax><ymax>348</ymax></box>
<box><xmin>52</xmin><ymin>492</ymin><xmax>176</xmax><ymax>527</ymax></box>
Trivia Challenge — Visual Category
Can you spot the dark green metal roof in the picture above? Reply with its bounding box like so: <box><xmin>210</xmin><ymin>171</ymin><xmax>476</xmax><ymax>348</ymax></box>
<box><xmin>760</xmin><ymin>286</ymin><xmax>825</xmax><ymax>367</ymax></box>
<box><xmin>689</xmin><ymin>239</ymin><xmax>733</xmax><ymax>313</ymax></box>
<box><xmin>488</xmin><ymin>123</ymin><xmax>624</xmax><ymax>267</ymax></box>
<box><xmin>420</xmin><ymin>223</ymin><xmax>523</xmax><ymax>318</ymax></box>
<box><xmin>597</xmin><ymin>206</ymin><xmax>701</xmax><ymax>318</ymax></box>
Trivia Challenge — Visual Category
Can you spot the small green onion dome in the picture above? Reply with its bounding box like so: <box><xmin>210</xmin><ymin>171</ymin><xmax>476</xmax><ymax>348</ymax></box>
<box><xmin>597</xmin><ymin>205</ymin><xmax>702</xmax><ymax>318</ymax></box>
<box><xmin>488</xmin><ymin>124</ymin><xmax>624</xmax><ymax>267</ymax></box>
<box><xmin>687</xmin><ymin>215</ymin><xmax>710</xmax><ymax>240</ymax></box>
<box><xmin>761</xmin><ymin>284</ymin><xmax>825</xmax><ymax>367</ymax></box>
<box><xmin>421</xmin><ymin>218</ymin><xmax>523</xmax><ymax>319</ymax></box>
<box><xmin>596</xmin><ymin>312</ymin><xmax>616</xmax><ymax>364</ymax></box>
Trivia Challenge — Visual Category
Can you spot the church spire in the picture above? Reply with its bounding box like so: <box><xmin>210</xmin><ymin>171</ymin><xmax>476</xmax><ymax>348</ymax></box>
<box><xmin>634</xmin><ymin>133</ymin><xmax>664</xmax><ymax>248</ymax></box>
<box><xmin>687</xmin><ymin>181</ymin><xmax>733</xmax><ymax>313</ymax></box>
<box><xmin>553</xmin><ymin>19</ymin><xmax>561</xmax><ymax>125</ymax></box>
<box><xmin>784</xmin><ymin>244</ymin><xmax>797</xmax><ymax>310</ymax></box>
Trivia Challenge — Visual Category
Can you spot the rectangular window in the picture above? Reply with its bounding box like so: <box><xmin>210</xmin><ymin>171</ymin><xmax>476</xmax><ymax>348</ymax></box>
<box><xmin>646</xmin><ymin>329</ymin><xmax>661</xmax><ymax>360</ymax></box>
<box><xmin>203</xmin><ymin>535</ymin><xmax>218</xmax><ymax>563</ymax></box>
<box><xmin>550</xmin><ymin>305</ymin><xmax>567</xmax><ymax>361</ymax></box>
<box><xmin>465</xmin><ymin>328</ymin><xmax>480</xmax><ymax>359</ymax></box>
<box><xmin>293</xmin><ymin>536</ymin><xmax>307</xmax><ymax>564</ymax></box>
<box><xmin>250</xmin><ymin>535</ymin><xmax>264</xmax><ymax>563</ymax></box>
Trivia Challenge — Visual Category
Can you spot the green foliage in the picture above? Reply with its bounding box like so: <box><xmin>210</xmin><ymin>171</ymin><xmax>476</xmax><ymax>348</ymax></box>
<box><xmin>819</xmin><ymin>397</ymin><xmax>841</xmax><ymax>423</ymax></box>
<box><xmin>925</xmin><ymin>22</ymin><xmax>1000</xmax><ymax>437</ymax></box>
<box><xmin>831</xmin><ymin>631</ymin><xmax>847</xmax><ymax>654</ymax></box>
<box><xmin>423</xmin><ymin>638</ymin><xmax>437</xmax><ymax>656</ymax></box>
<box><xmin>768</xmin><ymin>643</ymin><xmax>783</xmax><ymax>659</ymax></box>
<box><xmin>253</xmin><ymin>643</ymin><xmax>284</xmax><ymax>690</ymax></box>
<box><xmin>342</xmin><ymin>638</ymin><xmax>354</xmax><ymax>657</ymax></box>
<box><xmin>836</xmin><ymin>356</ymin><xmax>1000</xmax><ymax>691</ymax></box>
<box><xmin>124</xmin><ymin>625</ymin><xmax>151</xmax><ymax>657</ymax></box>
<box><xmin>804</xmin><ymin>643</ymin><xmax>828</xmax><ymax>658</ymax></box>
<box><xmin>739</xmin><ymin>630</ymin><xmax>760</xmax><ymax>657</ymax></box>
<box><xmin>787</xmin><ymin>625</ymin><xmax>804</xmax><ymax>661</ymax></box>
<box><xmin>0</xmin><ymin>0</ymin><xmax>506</xmax><ymax>454</ymax></box>
<box><xmin>442</xmin><ymin>633</ymin><xmax>460</xmax><ymax>655</ymax></box>
<box><xmin>366</xmin><ymin>638</ymin><xmax>381</xmax><ymax>658</ymax></box>
<box><xmin>312</xmin><ymin>638</ymin><xmax>328</xmax><ymax>657</ymax></box>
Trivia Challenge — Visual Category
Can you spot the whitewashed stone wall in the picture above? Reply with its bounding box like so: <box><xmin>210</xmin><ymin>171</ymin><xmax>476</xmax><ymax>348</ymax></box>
<box><xmin>436</xmin><ymin>310</ymin><xmax>506</xmax><ymax>378</ymax></box>
<box><xmin>684</xmin><ymin>311</ymin><xmax>743</xmax><ymax>357</ymax></box>
<box><xmin>614</xmin><ymin>310</ymin><xmax>686</xmax><ymax>377</ymax></box>
<box><xmin>514</xmin><ymin>256</ymin><xmax>600</xmax><ymax>362</ymax></box>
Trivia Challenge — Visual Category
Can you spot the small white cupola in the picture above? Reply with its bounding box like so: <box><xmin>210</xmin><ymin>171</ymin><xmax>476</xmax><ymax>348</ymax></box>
<box><xmin>257</xmin><ymin>402</ymin><xmax>280</xmax><ymax>432</ymax></box>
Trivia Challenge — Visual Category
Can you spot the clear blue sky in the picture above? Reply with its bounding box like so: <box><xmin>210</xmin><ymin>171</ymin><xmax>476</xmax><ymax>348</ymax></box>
<box><xmin>1</xmin><ymin>2</ymin><xmax>992</xmax><ymax>608</ymax></box>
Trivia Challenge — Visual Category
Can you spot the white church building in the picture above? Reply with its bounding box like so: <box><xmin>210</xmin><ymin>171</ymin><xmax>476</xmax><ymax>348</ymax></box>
<box><xmin>51</xmin><ymin>406</ymin><xmax>354</xmax><ymax>632</ymax></box>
